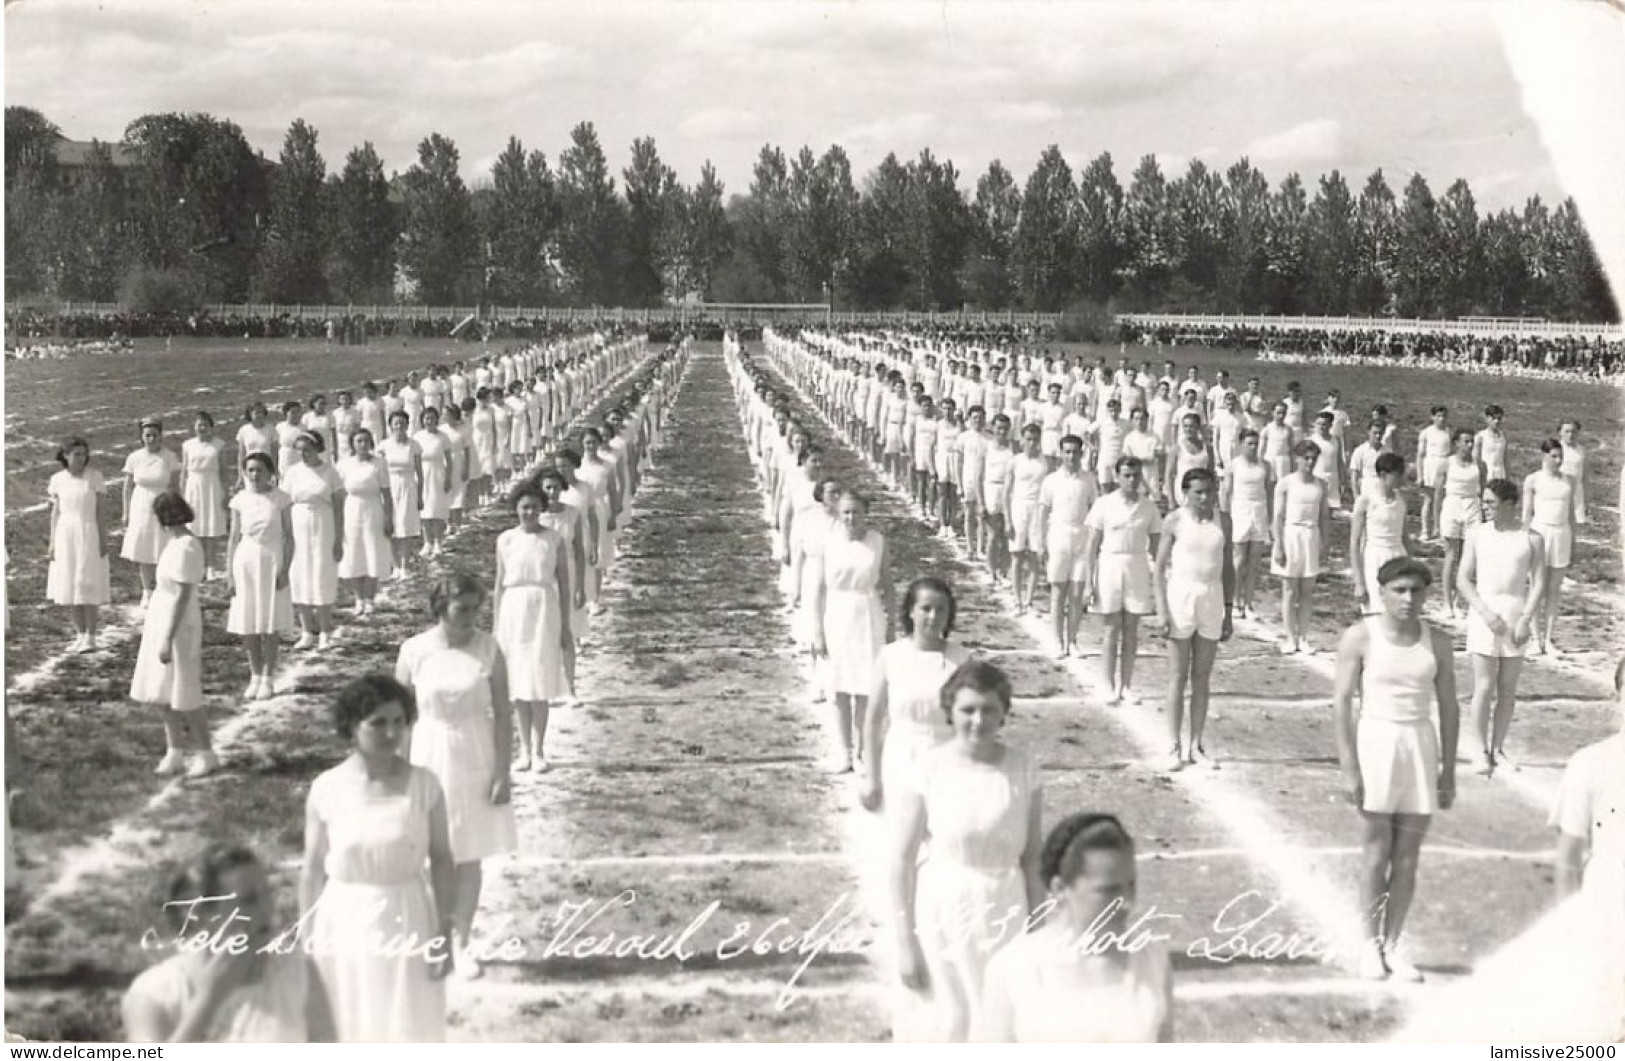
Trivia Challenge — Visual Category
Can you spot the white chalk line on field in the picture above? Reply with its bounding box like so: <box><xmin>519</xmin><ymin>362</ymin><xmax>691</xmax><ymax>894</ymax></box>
<box><xmin>16</xmin><ymin>344</ymin><xmax>662</xmax><ymax>925</ymax></box>
<box><xmin>760</xmin><ymin>348</ymin><xmax>1380</xmax><ymax>979</ymax></box>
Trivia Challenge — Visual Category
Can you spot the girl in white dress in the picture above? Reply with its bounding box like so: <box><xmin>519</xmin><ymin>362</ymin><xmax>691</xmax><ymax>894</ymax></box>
<box><xmin>1350</xmin><ymin>453</ymin><xmax>1412</xmax><ymax>616</ymax></box>
<box><xmin>554</xmin><ymin>450</ymin><xmax>601</xmax><ymax>650</ymax></box>
<box><xmin>1436</xmin><ymin>428</ymin><xmax>1486</xmax><ymax>617</ymax></box>
<box><xmin>283</xmin><ymin>432</ymin><xmax>344</xmax><ymax>651</ymax></box>
<box><xmin>812</xmin><ymin>491</ymin><xmax>892</xmax><ymax>774</ymax></box>
<box><xmin>1221</xmin><ymin>429</ymin><xmax>1272</xmax><ymax>618</ymax></box>
<box><xmin>505</xmin><ymin>382</ymin><xmax>532</xmax><ymax>476</ymax></box>
<box><xmin>332</xmin><ymin>391</ymin><xmax>360</xmax><ymax>461</ymax></box>
<box><xmin>414</xmin><ymin>407</ymin><xmax>453</xmax><ymax>558</ymax></box>
<box><xmin>975</xmin><ymin>814</ymin><xmax>1173</xmax><ymax>1042</ymax></box>
<box><xmin>889</xmin><ymin>661</ymin><xmax>1043</xmax><ymax>1042</ymax></box>
<box><xmin>130</xmin><ymin>492</ymin><xmax>215</xmax><ymax>778</ymax></box>
<box><xmin>1523</xmin><ymin>439</ymin><xmax>1580</xmax><ymax>655</ymax></box>
<box><xmin>469</xmin><ymin>393</ymin><xmax>495</xmax><ymax>508</ymax></box>
<box><xmin>394</xmin><ymin>574</ymin><xmax>517</xmax><ymax>979</ymax></box>
<box><xmin>300</xmin><ymin>675</ymin><xmax>454</xmax><ymax>1042</ymax></box>
<box><xmin>1271</xmin><ymin>442</ymin><xmax>1330</xmax><ymax>655</ymax></box>
<box><xmin>579</xmin><ymin>427</ymin><xmax>620</xmax><ymax>613</ymax></box>
<box><xmin>125</xmin><ymin>843</ymin><xmax>334</xmax><ymax>1042</ymax></box>
<box><xmin>274</xmin><ymin>401</ymin><xmax>304</xmax><ymax>481</ymax></box>
<box><xmin>336</xmin><ymin>428</ymin><xmax>393</xmax><ymax>616</ymax></box>
<box><xmin>235</xmin><ymin>404</ymin><xmax>276</xmax><ymax>490</ymax></box>
<box><xmin>356</xmin><ymin>383</ymin><xmax>386</xmax><ymax>451</ymax></box>
<box><xmin>494</xmin><ymin>487</ymin><xmax>574</xmax><ymax>773</ymax></box>
<box><xmin>181</xmin><ymin>413</ymin><xmax>229</xmax><ymax>579</ymax></box>
<box><xmin>47</xmin><ymin>437</ymin><xmax>110</xmax><ymax>651</ymax></box>
<box><xmin>225</xmin><ymin>454</ymin><xmax>294</xmax><ymax>702</ymax></box>
<box><xmin>441</xmin><ymin>404</ymin><xmax>470</xmax><ymax>533</ymax></box>
<box><xmin>789</xmin><ymin>476</ymin><xmax>840</xmax><ymax>702</ymax></box>
<box><xmin>378</xmin><ymin>411</ymin><xmax>423</xmax><ymax>580</ymax></box>
<box><xmin>301</xmin><ymin>395</ymin><xmax>337</xmax><ymax>460</ymax></box>
<box><xmin>490</xmin><ymin>388</ymin><xmax>513</xmax><ymax>492</ymax></box>
<box><xmin>123</xmin><ymin>419</ymin><xmax>182</xmax><ymax>605</ymax></box>
<box><xmin>860</xmin><ymin>577</ymin><xmax>970</xmax><ymax>816</ymax></box>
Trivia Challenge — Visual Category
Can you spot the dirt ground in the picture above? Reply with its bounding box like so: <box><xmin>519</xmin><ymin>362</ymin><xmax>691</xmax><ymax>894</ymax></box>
<box><xmin>4</xmin><ymin>339</ymin><xmax>1621</xmax><ymax>1042</ymax></box>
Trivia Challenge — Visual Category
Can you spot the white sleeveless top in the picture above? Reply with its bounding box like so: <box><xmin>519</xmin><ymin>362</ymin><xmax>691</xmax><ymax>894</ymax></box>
<box><xmin>1360</xmin><ymin>618</ymin><xmax>1436</xmax><ymax>724</ymax></box>
<box><xmin>1169</xmin><ymin>512</ymin><xmax>1225</xmax><ymax>583</ymax></box>
<box><xmin>1364</xmin><ymin>493</ymin><xmax>1406</xmax><ymax>554</ymax></box>
<box><xmin>1473</xmin><ymin>525</ymin><xmax>1534</xmax><ymax>598</ymax></box>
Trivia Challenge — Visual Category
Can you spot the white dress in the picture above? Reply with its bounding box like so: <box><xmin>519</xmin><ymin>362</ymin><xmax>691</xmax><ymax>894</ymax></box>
<box><xmin>899</xmin><ymin>744</ymin><xmax>1041</xmax><ymax>1043</ymax></box>
<box><xmin>130</xmin><ymin>535</ymin><xmax>205</xmax><ymax>711</ymax></box>
<box><xmin>226</xmin><ymin>489</ymin><xmax>294</xmax><ymax>636</ymax></box>
<box><xmin>395</xmin><ymin>628</ymin><xmax>518</xmax><ymax>864</ymax></box>
<box><xmin>494</xmin><ymin>527</ymin><xmax>568</xmax><ymax>702</ymax></box>
<box><xmin>124</xmin><ymin>952</ymin><xmax>311</xmax><ymax>1042</ymax></box>
<box><xmin>378</xmin><ymin>438</ymin><xmax>422</xmax><ymax>539</ymax></box>
<box><xmin>47</xmin><ymin>469</ymin><xmax>111</xmax><ymax>605</ymax></box>
<box><xmin>283</xmin><ymin>462</ymin><xmax>343</xmax><ymax>607</ymax></box>
<box><xmin>414</xmin><ymin>430</ymin><xmax>451</xmax><ymax>520</ymax></box>
<box><xmin>820</xmin><ymin>529</ymin><xmax>887</xmax><ymax>696</ymax></box>
<box><xmin>121</xmin><ymin>448</ymin><xmax>180</xmax><ymax>563</ymax></box>
<box><xmin>181</xmin><ymin>438</ymin><xmax>228</xmax><ymax>538</ymax></box>
<box><xmin>976</xmin><ymin>932</ymin><xmax>1171</xmax><ymax>1042</ymax></box>
<box><xmin>336</xmin><ymin>456</ymin><xmax>392</xmax><ymax>580</ymax></box>
<box><xmin>307</xmin><ymin>764</ymin><xmax>446</xmax><ymax>1043</ymax></box>
<box><xmin>877</xmin><ymin>639</ymin><xmax>970</xmax><ymax>803</ymax></box>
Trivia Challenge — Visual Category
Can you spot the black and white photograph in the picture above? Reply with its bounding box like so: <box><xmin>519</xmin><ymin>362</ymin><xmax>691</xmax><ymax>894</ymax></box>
<box><xmin>3</xmin><ymin>0</ymin><xmax>1623</xmax><ymax>1044</ymax></box>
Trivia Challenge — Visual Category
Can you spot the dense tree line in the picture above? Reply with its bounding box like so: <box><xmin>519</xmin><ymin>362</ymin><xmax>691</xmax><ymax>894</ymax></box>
<box><xmin>4</xmin><ymin>106</ymin><xmax>1616</xmax><ymax>321</ymax></box>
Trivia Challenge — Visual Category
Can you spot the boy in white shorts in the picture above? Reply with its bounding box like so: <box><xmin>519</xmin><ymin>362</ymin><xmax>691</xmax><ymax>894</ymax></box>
<box><xmin>1040</xmin><ymin>434</ymin><xmax>1099</xmax><ymax>657</ymax></box>
<box><xmin>1083</xmin><ymin>456</ymin><xmax>1163</xmax><ymax>705</ymax></box>
<box><xmin>1272</xmin><ymin>440</ymin><xmax>1330</xmax><ymax>655</ymax></box>
<box><xmin>1152</xmin><ymin>467</ymin><xmax>1234</xmax><ymax>773</ymax></box>
<box><xmin>982</xmin><ymin>415</ymin><xmax>1015</xmax><ymax>584</ymax></box>
<box><xmin>1333</xmin><ymin>557</ymin><xmax>1460</xmax><ymax>983</ymax></box>
<box><xmin>1414</xmin><ymin>405</ymin><xmax>1451</xmax><ymax>540</ymax></box>
<box><xmin>1006</xmin><ymin>424</ymin><xmax>1049</xmax><ymax>614</ymax></box>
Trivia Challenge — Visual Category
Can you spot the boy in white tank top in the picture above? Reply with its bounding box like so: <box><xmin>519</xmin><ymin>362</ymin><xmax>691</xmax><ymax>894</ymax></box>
<box><xmin>1151</xmin><ymin>467</ymin><xmax>1233</xmax><ymax>773</ymax></box>
<box><xmin>1333</xmin><ymin>557</ymin><xmax>1460</xmax><ymax>984</ymax></box>
<box><xmin>1349</xmin><ymin>452</ymin><xmax>1412</xmax><ymax>616</ymax></box>
<box><xmin>1456</xmin><ymin>478</ymin><xmax>1545</xmax><ymax>778</ymax></box>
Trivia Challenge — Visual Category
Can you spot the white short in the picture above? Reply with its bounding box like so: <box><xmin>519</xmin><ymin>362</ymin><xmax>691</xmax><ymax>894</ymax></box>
<box><xmin>1046</xmin><ymin>533</ymin><xmax>1087</xmax><ymax>584</ymax></box>
<box><xmin>1466</xmin><ymin>593</ymin><xmax>1526</xmax><ymax>657</ymax></box>
<box><xmin>913</xmin><ymin>447</ymin><xmax>935</xmax><ymax>474</ymax></box>
<box><xmin>1166</xmin><ymin>578</ymin><xmax>1223</xmax><ymax>640</ymax></box>
<box><xmin>1094</xmin><ymin>553</ymin><xmax>1153</xmax><ymax>615</ymax></box>
<box><xmin>1271</xmin><ymin>524</ymin><xmax>1321</xmax><ymax>579</ymax></box>
<box><xmin>984</xmin><ymin>481</ymin><xmax>1008</xmax><ymax>517</ymax></box>
<box><xmin>1357</xmin><ymin>717</ymin><xmax>1439</xmax><ymax>816</ymax></box>
<box><xmin>1440</xmin><ymin>495</ymin><xmax>1479</xmax><ymax>540</ymax></box>
<box><xmin>1420</xmin><ymin>457</ymin><xmax>1448</xmax><ymax>490</ymax></box>
<box><xmin>1231</xmin><ymin>501</ymin><xmax>1271</xmax><ymax>544</ymax></box>
<box><xmin>1009</xmin><ymin>500</ymin><xmax>1044</xmax><ymax>553</ymax></box>
<box><xmin>1532</xmin><ymin>521</ymin><xmax>1572</xmax><ymax>569</ymax></box>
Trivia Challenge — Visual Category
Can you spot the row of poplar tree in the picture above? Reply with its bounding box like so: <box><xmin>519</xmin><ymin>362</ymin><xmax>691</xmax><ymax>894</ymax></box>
<box><xmin>4</xmin><ymin>107</ymin><xmax>1616</xmax><ymax>321</ymax></box>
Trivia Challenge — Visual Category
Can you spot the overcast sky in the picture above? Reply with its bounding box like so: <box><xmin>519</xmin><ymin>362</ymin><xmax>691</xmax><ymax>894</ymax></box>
<box><xmin>1</xmin><ymin>0</ymin><xmax>1573</xmax><ymax>213</ymax></box>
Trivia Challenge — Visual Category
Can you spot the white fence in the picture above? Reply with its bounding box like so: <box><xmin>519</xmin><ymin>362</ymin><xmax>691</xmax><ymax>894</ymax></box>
<box><xmin>1119</xmin><ymin>313</ymin><xmax>1624</xmax><ymax>340</ymax></box>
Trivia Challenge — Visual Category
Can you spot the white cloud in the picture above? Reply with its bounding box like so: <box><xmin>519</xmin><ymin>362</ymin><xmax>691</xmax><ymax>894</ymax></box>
<box><xmin>1245</xmin><ymin>119</ymin><xmax>1347</xmax><ymax>167</ymax></box>
<box><xmin>679</xmin><ymin>108</ymin><xmax>766</xmax><ymax>141</ymax></box>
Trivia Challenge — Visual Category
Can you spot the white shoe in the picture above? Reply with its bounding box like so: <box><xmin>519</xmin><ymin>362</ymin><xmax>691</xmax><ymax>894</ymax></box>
<box><xmin>256</xmin><ymin>678</ymin><xmax>278</xmax><ymax>700</ymax></box>
<box><xmin>243</xmin><ymin>677</ymin><xmax>262</xmax><ymax>701</ymax></box>
<box><xmin>418</xmin><ymin>543</ymin><xmax>433</xmax><ymax>558</ymax></box>
<box><xmin>69</xmin><ymin>634</ymin><xmax>88</xmax><ymax>653</ymax></box>
<box><xmin>1119</xmin><ymin>687</ymin><xmax>1143</xmax><ymax>707</ymax></box>
<box><xmin>140</xmin><ymin>590</ymin><xmax>152</xmax><ymax>609</ymax></box>
<box><xmin>295</xmin><ymin>631</ymin><xmax>316</xmax><ymax>650</ymax></box>
<box><xmin>186</xmin><ymin>751</ymin><xmax>220</xmax><ymax>779</ymax></box>
<box><xmin>1384</xmin><ymin>941</ymin><xmax>1424</xmax><ymax>983</ymax></box>
<box><xmin>1299</xmin><ymin>642</ymin><xmax>1320</xmax><ymax>657</ymax></box>
<box><xmin>1279</xmin><ymin>640</ymin><xmax>1300</xmax><ymax>656</ymax></box>
<box><xmin>1161</xmin><ymin>746</ymin><xmax>1184</xmax><ymax>773</ymax></box>
<box><xmin>317</xmin><ymin>633</ymin><xmax>334</xmax><ymax>651</ymax></box>
<box><xmin>155</xmin><ymin>748</ymin><xmax>187</xmax><ymax>776</ymax></box>
<box><xmin>353</xmin><ymin>600</ymin><xmax>366</xmax><ymax>616</ymax></box>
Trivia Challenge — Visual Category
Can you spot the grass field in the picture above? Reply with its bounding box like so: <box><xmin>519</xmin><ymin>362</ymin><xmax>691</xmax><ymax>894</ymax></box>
<box><xmin>3</xmin><ymin>336</ymin><xmax>1621</xmax><ymax>1042</ymax></box>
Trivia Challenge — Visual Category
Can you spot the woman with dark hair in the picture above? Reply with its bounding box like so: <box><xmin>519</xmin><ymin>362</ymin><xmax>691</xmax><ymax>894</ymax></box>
<box><xmin>975</xmin><ymin>814</ymin><xmax>1174</xmax><ymax>1041</ymax></box>
<box><xmin>336</xmin><ymin>428</ymin><xmax>393</xmax><ymax>617</ymax></box>
<box><xmin>812</xmin><ymin>489</ymin><xmax>892</xmax><ymax>773</ymax></box>
<box><xmin>226</xmin><ymin>453</ymin><xmax>294</xmax><ymax>702</ymax></box>
<box><xmin>284</xmin><ymin>431</ymin><xmax>344</xmax><ymax>651</ymax></box>
<box><xmin>378</xmin><ymin>410</ymin><xmax>423</xmax><ymax>580</ymax></box>
<box><xmin>394</xmin><ymin>573</ymin><xmax>516</xmax><ymax>979</ymax></box>
<box><xmin>131</xmin><ymin>490</ymin><xmax>214</xmax><ymax>777</ymax></box>
<box><xmin>495</xmin><ymin>486</ymin><xmax>573</xmax><ymax>772</ymax></box>
<box><xmin>414</xmin><ymin>406</ymin><xmax>454</xmax><ymax>559</ymax></box>
<box><xmin>791</xmin><ymin>477</ymin><xmax>842</xmax><ymax>702</ymax></box>
<box><xmin>860</xmin><ymin>576</ymin><xmax>968</xmax><ymax>814</ymax></box>
<box><xmin>274</xmin><ymin>401</ymin><xmax>304</xmax><ymax>479</ymax></box>
<box><xmin>888</xmin><ymin>660</ymin><xmax>1043</xmax><ymax>1042</ymax></box>
<box><xmin>300</xmin><ymin>675</ymin><xmax>455</xmax><ymax>1042</ymax></box>
<box><xmin>125</xmin><ymin>842</ymin><xmax>335</xmax><ymax>1041</ymax></box>
<box><xmin>235</xmin><ymin>403</ymin><xmax>276</xmax><ymax>488</ymax></box>
<box><xmin>122</xmin><ymin>418</ymin><xmax>181</xmax><ymax>606</ymax></box>
<box><xmin>46</xmin><ymin>436</ymin><xmax>110</xmax><ymax>651</ymax></box>
<box><xmin>181</xmin><ymin>411</ymin><xmax>228</xmax><ymax>579</ymax></box>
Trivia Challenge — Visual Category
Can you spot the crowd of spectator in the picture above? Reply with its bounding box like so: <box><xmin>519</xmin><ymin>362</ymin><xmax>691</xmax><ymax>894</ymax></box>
<box><xmin>1122</xmin><ymin>320</ymin><xmax>1625</xmax><ymax>382</ymax></box>
<box><xmin>1</xmin><ymin>309</ymin><xmax>651</xmax><ymax>345</ymax></box>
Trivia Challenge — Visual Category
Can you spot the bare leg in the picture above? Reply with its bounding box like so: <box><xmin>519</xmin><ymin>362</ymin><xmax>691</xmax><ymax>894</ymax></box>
<box><xmin>1541</xmin><ymin>568</ymin><xmax>1567</xmax><ymax>649</ymax></box>
<box><xmin>315</xmin><ymin>604</ymin><xmax>332</xmax><ymax>635</ymax></box>
<box><xmin>1295</xmin><ymin>578</ymin><xmax>1314</xmax><ymax>648</ymax></box>
<box><xmin>1470</xmin><ymin>654</ymin><xmax>1496</xmax><ymax>755</ymax></box>
<box><xmin>159</xmin><ymin>706</ymin><xmax>187</xmax><ymax>754</ymax></box>
<box><xmin>1359</xmin><ymin>811</ymin><xmax>1395</xmax><ymax>946</ymax></box>
<box><xmin>453</xmin><ymin>861</ymin><xmax>483</xmax><ymax>944</ymax></box>
<box><xmin>184</xmin><ymin>711</ymin><xmax>213</xmax><ymax>754</ymax></box>
<box><xmin>1188</xmin><ymin>635</ymin><xmax>1219</xmax><ymax>749</ymax></box>
<box><xmin>1381</xmin><ymin>813</ymin><xmax>1432</xmax><ymax>950</ymax></box>
<box><xmin>1281</xmin><ymin>580</ymin><xmax>1300</xmax><ymax>647</ymax></box>
<box><xmin>1119</xmin><ymin>615</ymin><xmax>1141</xmax><ymax>694</ymax></box>
<box><xmin>851</xmin><ymin>694</ymin><xmax>868</xmax><ymax>763</ymax></box>
<box><xmin>1490</xmin><ymin>656</ymin><xmax>1524</xmax><ymax>754</ymax></box>
<box><xmin>1441</xmin><ymin>539</ymin><xmax>1462</xmax><ymax>613</ymax></box>
<box><xmin>514</xmin><ymin>702</ymin><xmax>535</xmax><ymax>766</ymax></box>
<box><xmin>1166</xmin><ymin>636</ymin><xmax>1192</xmax><ymax>745</ymax></box>
<box><xmin>139</xmin><ymin>563</ymin><xmax>157</xmax><ymax>595</ymax></box>
<box><xmin>1051</xmin><ymin>582</ymin><xmax>1071</xmax><ymax>652</ymax></box>
<box><xmin>245</xmin><ymin>635</ymin><xmax>266</xmax><ymax>681</ymax></box>
<box><xmin>832</xmin><ymin>692</ymin><xmax>855</xmax><ymax>766</ymax></box>
<box><xmin>1101</xmin><ymin>614</ymin><xmax>1123</xmax><ymax>697</ymax></box>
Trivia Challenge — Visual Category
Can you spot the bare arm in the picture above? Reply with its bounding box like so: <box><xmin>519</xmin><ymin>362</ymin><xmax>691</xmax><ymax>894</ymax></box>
<box><xmin>1151</xmin><ymin>511</ymin><xmax>1177</xmax><ymax>624</ymax></box>
<box><xmin>1349</xmin><ymin>497</ymin><xmax>1369</xmax><ymax>595</ymax></box>
<box><xmin>863</xmin><ymin>661</ymin><xmax>890</xmax><ymax>798</ymax></box>
<box><xmin>1019</xmin><ymin>778</ymin><xmax>1045</xmax><ymax>916</ymax></box>
<box><xmin>488</xmin><ymin>647</ymin><xmax>513</xmax><ymax>781</ymax></box>
<box><xmin>1332</xmin><ymin>624</ymin><xmax>1366</xmax><ymax>805</ymax></box>
<box><xmin>425</xmin><ymin>784</ymin><xmax>457</xmax><ymax>976</ymax></box>
<box><xmin>1431</xmin><ymin>628</ymin><xmax>1460</xmax><ymax>808</ymax></box>
<box><xmin>1554</xmin><ymin>832</ymin><xmax>1589</xmax><ymax>901</ymax></box>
